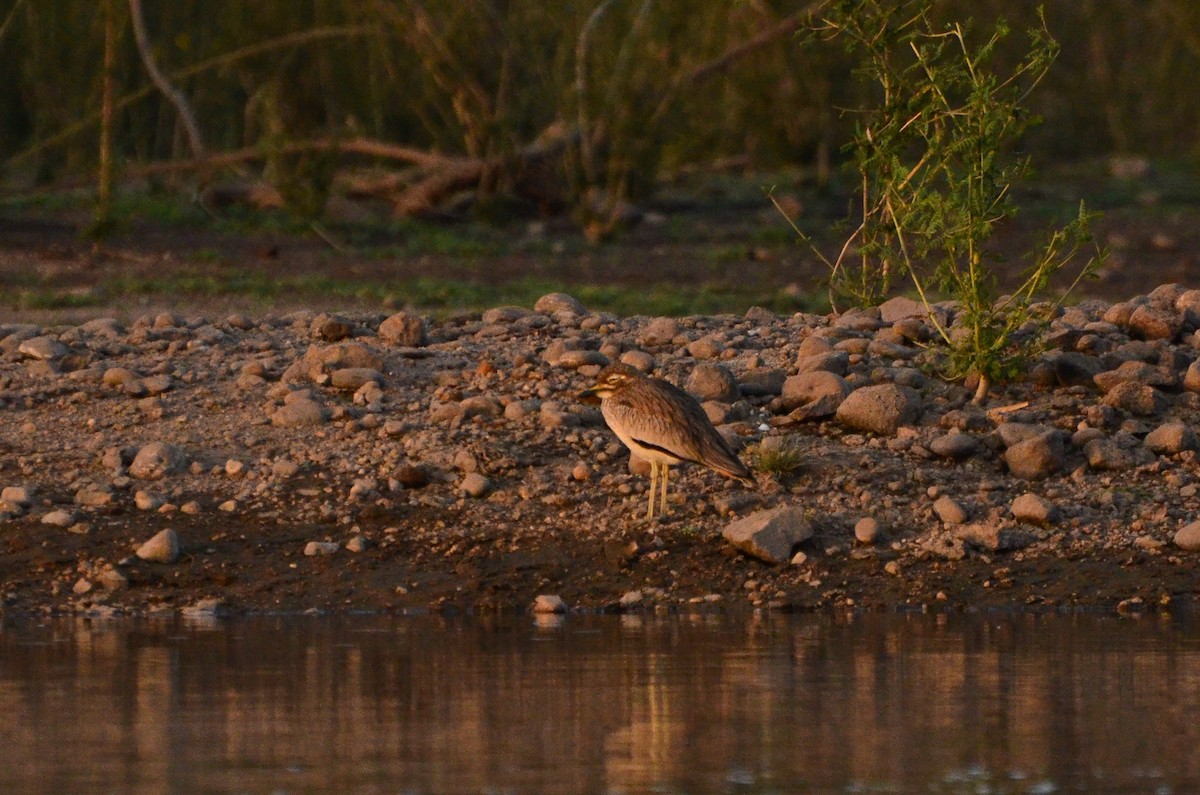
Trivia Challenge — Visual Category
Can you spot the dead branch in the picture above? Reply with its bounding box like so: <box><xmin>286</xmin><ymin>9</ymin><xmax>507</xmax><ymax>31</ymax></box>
<box><xmin>128</xmin><ymin>0</ymin><xmax>206</xmax><ymax>161</ymax></box>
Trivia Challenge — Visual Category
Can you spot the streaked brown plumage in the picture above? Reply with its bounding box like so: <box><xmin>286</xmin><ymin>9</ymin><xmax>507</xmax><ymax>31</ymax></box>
<box><xmin>580</xmin><ymin>362</ymin><xmax>755</xmax><ymax>519</ymax></box>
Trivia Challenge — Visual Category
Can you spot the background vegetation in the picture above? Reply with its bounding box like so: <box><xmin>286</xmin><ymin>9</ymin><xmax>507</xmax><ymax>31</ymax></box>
<box><xmin>2</xmin><ymin>1</ymin><xmax>1198</xmax><ymax>217</ymax></box>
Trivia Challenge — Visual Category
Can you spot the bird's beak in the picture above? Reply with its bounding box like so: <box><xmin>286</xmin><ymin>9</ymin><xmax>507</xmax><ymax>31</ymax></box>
<box><xmin>578</xmin><ymin>384</ymin><xmax>603</xmax><ymax>404</ymax></box>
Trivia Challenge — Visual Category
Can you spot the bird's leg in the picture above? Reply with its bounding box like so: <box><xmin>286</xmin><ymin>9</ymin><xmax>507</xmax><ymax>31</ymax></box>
<box><xmin>659</xmin><ymin>464</ymin><xmax>670</xmax><ymax>517</ymax></box>
<box><xmin>645</xmin><ymin>462</ymin><xmax>658</xmax><ymax>520</ymax></box>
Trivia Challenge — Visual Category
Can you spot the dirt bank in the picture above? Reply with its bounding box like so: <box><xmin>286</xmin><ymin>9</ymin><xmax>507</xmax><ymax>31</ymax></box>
<box><xmin>2</xmin><ymin>282</ymin><xmax>1200</xmax><ymax>618</ymax></box>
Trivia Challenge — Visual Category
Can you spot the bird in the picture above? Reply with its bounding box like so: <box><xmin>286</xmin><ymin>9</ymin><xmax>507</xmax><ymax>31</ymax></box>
<box><xmin>579</xmin><ymin>362</ymin><xmax>755</xmax><ymax>520</ymax></box>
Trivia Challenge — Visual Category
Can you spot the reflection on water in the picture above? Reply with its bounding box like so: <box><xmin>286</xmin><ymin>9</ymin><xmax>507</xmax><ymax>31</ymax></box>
<box><xmin>1</xmin><ymin>611</ymin><xmax>1198</xmax><ymax>794</ymax></box>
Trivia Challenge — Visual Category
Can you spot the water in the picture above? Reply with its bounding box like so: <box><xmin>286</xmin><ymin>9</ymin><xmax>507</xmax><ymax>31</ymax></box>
<box><xmin>1</xmin><ymin>612</ymin><xmax>1198</xmax><ymax>794</ymax></box>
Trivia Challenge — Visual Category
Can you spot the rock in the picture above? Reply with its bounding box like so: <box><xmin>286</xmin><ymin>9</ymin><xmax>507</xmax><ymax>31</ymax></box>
<box><xmin>1004</xmin><ymin>431</ymin><xmax>1064</xmax><ymax>479</ymax></box>
<box><xmin>1144</xmin><ymin>422</ymin><xmax>1198</xmax><ymax>455</ymax></box>
<box><xmin>136</xmin><ymin>528</ymin><xmax>181</xmax><ymax>563</ymax></box>
<box><xmin>313</xmin><ymin>313</ymin><xmax>355</xmax><ymax>341</ymax></box>
<box><xmin>618</xmin><ymin>590</ymin><xmax>644</xmax><ymax>608</ymax></box>
<box><xmin>933</xmin><ymin>495</ymin><xmax>969</xmax><ymax>525</ymax></box>
<box><xmin>780</xmin><ymin>371</ymin><xmax>851</xmax><ymax>416</ymax></box>
<box><xmin>1011</xmin><ymin>493</ymin><xmax>1056</xmax><ymax>526</ymax></box>
<box><xmin>929</xmin><ymin>432</ymin><xmax>979</xmax><ymax>460</ymax></box>
<box><xmin>345</xmin><ymin>535</ymin><xmax>370</xmax><ymax>553</ymax></box>
<box><xmin>532</xmin><ymin>594</ymin><xmax>568</xmax><ymax>614</ymax></box>
<box><xmin>687</xmin><ymin>336</ymin><xmax>724</xmax><ymax>359</ymax></box>
<box><xmin>1174</xmin><ymin>521</ymin><xmax>1200</xmax><ymax>552</ymax></box>
<box><xmin>73</xmin><ymin>578</ymin><xmax>93</xmax><ymax>595</ymax></box>
<box><xmin>554</xmin><ymin>349</ymin><xmax>609</xmax><ymax>369</ymax></box>
<box><xmin>378</xmin><ymin>311</ymin><xmax>427</xmax><ymax>346</ymax></box>
<box><xmin>1094</xmin><ymin>360</ymin><xmax>1177</xmax><ymax>393</ymax></box>
<box><xmin>1084</xmin><ymin>438</ymin><xmax>1138</xmax><ymax>471</ymax></box>
<box><xmin>685</xmin><ymin>363</ymin><xmax>739</xmax><ymax>402</ymax></box>
<box><xmin>128</xmin><ymin>442</ymin><xmax>187</xmax><ymax>480</ymax></box>
<box><xmin>1</xmin><ymin>486</ymin><xmax>32</xmax><ymax>507</ymax></box>
<box><xmin>18</xmin><ymin>336</ymin><xmax>69</xmax><ymax>361</ymax></box>
<box><xmin>1043</xmin><ymin>351</ymin><xmax>1104</xmax><ymax>387</ymax></box>
<box><xmin>330</xmin><ymin>367</ymin><xmax>383</xmax><ymax>391</ymax></box>
<box><xmin>854</xmin><ymin>517</ymin><xmax>880</xmax><ymax>544</ymax></box>
<box><xmin>74</xmin><ymin>485</ymin><xmax>113</xmax><ymax>507</ymax></box>
<box><xmin>795</xmin><ymin>351</ymin><xmax>850</xmax><ymax>376</ymax></box>
<box><xmin>534</xmin><ymin>292</ymin><xmax>585</xmax><ymax>315</ymax></box>
<box><xmin>96</xmin><ymin>567</ymin><xmax>128</xmax><ymax>591</ymax></box>
<box><xmin>1185</xmin><ymin>360</ymin><xmax>1200</xmax><ymax>393</ymax></box>
<box><xmin>955</xmin><ymin>522</ymin><xmax>1031</xmax><ymax>552</ymax></box>
<box><xmin>878</xmin><ymin>296</ymin><xmax>928</xmax><ymax>324</ymax></box>
<box><xmin>41</xmin><ymin>509</ymin><xmax>75</xmax><ymax>527</ymax></box>
<box><xmin>134</xmin><ymin>490</ymin><xmax>164</xmax><ymax>511</ymax></box>
<box><xmin>738</xmin><ymin>368</ymin><xmax>786</xmax><ymax>397</ymax></box>
<box><xmin>1127</xmin><ymin>303</ymin><xmax>1182</xmax><ymax>340</ymax></box>
<box><xmin>139</xmin><ymin>374</ymin><xmax>172</xmax><ymax>396</ymax></box>
<box><xmin>639</xmin><ymin>317</ymin><xmax>679</xmax><ymax>346</ymax></box>
<box><xmin>282</xmin><ymin>342</ymin><xmax>383</xmax><ymax>384</ymax></box>
<box><xmin>460</xmin><ymin>473</ymin><xmax>491</xmax><ymax>498</ymax></box>
<box><xmin>722</xmin><ymin>506</ymin><xmax>814</xmax><ymax>564</ymax></box>
<box><xmin>304</xmin><ymin>541</ymin><xmax>340</xmax><ymax>556</ymax></box>
<box><xmin>271</xmin><ymin>398</ymin><xmax>328</xmax><ymax>427</ymax></box>
<box><xmin>835</xmin><ymin>384</ymin><xmax>923</xmax><ymax>435</ymax></box>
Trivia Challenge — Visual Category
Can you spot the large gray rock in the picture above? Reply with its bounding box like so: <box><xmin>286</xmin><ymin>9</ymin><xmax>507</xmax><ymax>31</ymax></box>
<box><xmin>685</xmin><ymin>363</ymin><xmax>740</xmax><ymax>403</ymax></box>
<box><xmin>534</xmin><ymin>292</ymin><xmax>585</xmax><ymax>316</ymax></box>
<box><xmin>929</xmin><ymin>432</ymin><xmax>980</xmax><ymax>460</ymax></box>
<box><xmin>271</xmin><ymin>398</ymin><xmax>329</xmax><ymax>427</ymax></box>
<box><xmin>136</xmin><ymin>528</ymin><xmax>180</xmax><ymax>563</ymax></box>
<box><xmin>835</xmin><ymin>384</ymin><xmax>923</xmax><ymax>435</ymax></box>
<box><xmin>878</xmin><ymin>296</ymin><xmax>928</xmax><ymax>324</ymax></box>
<box><xmin>1102</xmin><ymin>382</ymin><xmax>1168</xmax><ymax>416</ymax></box>
<box><xmin>955</xmin><ymin>522</ymin><xmax>1032</xmax><ymax>552</ymax></box>
<box><xmin>378</xmin><ymin>311</ymin><xmax>427</xmax><ymax>346</ymax></box>
<box><xmin>1127</xmin><ymin>303</ymin><xmax>1182</xmax><ymax>340</ymax></box>
<box><xmin>795</xmin><ymin>350</ymin><xmax>850</xmax><ymax>376</ymax></box>
<box><xmin>722</xmin><ymin>506</ymin><xmax>813</xmax><ymax>564</ymax></box>
<box><xmin>781</xmin><ymin>371</ymin><xmax>851</xmax><ymax>418</ymax></box>
<box><xmin>1004</xmin><ymin>431</ymin><xmax>1064</xmax><ymax>479</ymax></box>
<box><xmin>128</xmin><ymin>442</ymin><xmax>187</xmax><ymax>480</ymax></box>
<box><xmin>1011</xmin><ymin>493</ymin><xmax>1057</xmax><ymax>526</ymax></box>
<box><xmin>1093</xmin><ymin>360</ymin><xmax>1177</xmax><ymax>393</ymax></box>
<box><xmin>18</xmin><ymin>336</ymin><xmax>69</xmax><ymax>361</ymax></box>
<box><xmin>1144</xmin><ymin>422</ymin><xmax>1199</xmax><ymax>455</ymax></box>
<box><xmin>1174</xmin><ymin>521</ymin><xmax>1200</xmax><ymax>552</ymax></box>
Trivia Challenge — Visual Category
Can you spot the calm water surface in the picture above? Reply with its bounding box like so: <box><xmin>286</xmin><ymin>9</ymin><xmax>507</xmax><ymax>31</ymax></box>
<box><xmin>1</xmin><ymin>611</ymin><xmax>1198</xmax><ymax>794</ymax></box>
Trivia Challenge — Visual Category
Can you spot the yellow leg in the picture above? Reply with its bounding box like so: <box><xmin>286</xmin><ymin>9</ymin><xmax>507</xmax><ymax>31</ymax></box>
<box><xmin>646</xmin><ymin>461</ymin><xmax>658</xmax><ymax>520</ymax></box>
<box><xmin>659</xmin><ymin>464</ymin><xmax>670</xmax><ymax>517</ymax></box>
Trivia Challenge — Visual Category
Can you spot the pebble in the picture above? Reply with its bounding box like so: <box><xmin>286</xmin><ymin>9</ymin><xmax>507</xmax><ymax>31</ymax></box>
<box><xmin>929</xmin><ymin>432</ymin><xmax>979</xmax><ymax>460</ymax></box>
<box><xmin>271</xmin><ymin>398</ymin><xmax>328</xmax><ymax>427</ymax></box>
<box><xmin>136</xmin><ymin>528</ymin><xmax>181</xmax><ymax>563</ymax></box>
<box><xmin>1004</xmin><ymin>432</ymin><xmax>1064</xmax><ymax>479</ymax></box>
<box><xmin>532</xmin><ymin>594</ymin><xmax>568</xmax><ymax>613</ymax></box>
<box><xmin>854</xmin><ymin>517</ymin><xmax>880</xmax><ymax>544</ymax></box>
<box><xmin>304</xmin><ymin>541</ymin><xmax>340</xmax><ymax>556</ymax></box>
<box><xmin>40</xmin><ymin>509</ymin><xmax>75</xmax><ymax>527</ymax></box>
<box><xmin>345</xmin><ymin>535</ymin><xmax>370</xmax><ymax>553</ymax></box>
<box><xmin>129</xmin><ymin>442</ymin><xmax>187</xmax><ymax>480</ymax></box>
<box><xmin>933</xmin><ymin>496</ymin><xmax>969</xmax><ymax>525</ymax></box>
<box><xmin>1174</xmin><ymin>521</ymin><xmax>1200</xmax><ymax>552</ymax></box>
<box><xmin>378</xmin><ymin>311</ymin><xmax>427</xmax><ymax>346</ymax></box>
<box><xmin>459</xmin><ymin>473</ymin><xmax>491</xmax><ymax>498</ymax></box>
<box><xmin>1011</xmin><ymin>493</ymin><xmax>1056</xmax><ymax>526</ymax></box>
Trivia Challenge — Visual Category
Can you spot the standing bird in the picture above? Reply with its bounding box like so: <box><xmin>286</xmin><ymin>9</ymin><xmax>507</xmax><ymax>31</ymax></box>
<box><xmin>579</xmin><ymin>363</ymin><xmax>755</xmax><ymax>520</ymax></box>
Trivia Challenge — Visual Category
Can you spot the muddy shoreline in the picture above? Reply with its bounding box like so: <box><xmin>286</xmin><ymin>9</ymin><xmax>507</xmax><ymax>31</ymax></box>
<box><xmin>3</xmin><ymin>287</ymin><xmax>1200</xmax><ymax>618</ymax></box>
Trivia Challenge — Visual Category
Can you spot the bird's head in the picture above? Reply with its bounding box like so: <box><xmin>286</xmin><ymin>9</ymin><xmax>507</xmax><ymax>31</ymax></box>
<box><xmin>578</xmin><ymin>362</ymin><xmax>644</xmax><ymax>402</ymax></box>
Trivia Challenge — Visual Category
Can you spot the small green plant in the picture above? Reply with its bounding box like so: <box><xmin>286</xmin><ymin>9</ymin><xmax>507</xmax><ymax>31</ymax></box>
<box><xmin>790</xmin><ymin>0</ymin><xmax>1104</xmax><ymax>402</ymax></box>
<box><xmin>751</xmin><ymin>438</ymin><xmax>805</xmax><ymax>477</ymax></box>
